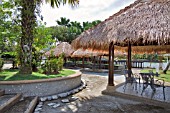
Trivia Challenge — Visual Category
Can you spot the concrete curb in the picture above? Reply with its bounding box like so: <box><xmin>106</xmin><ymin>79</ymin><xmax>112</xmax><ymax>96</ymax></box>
<box><xmin>34</xmin><ymin>80</ymin><xmax>86</xmax><ymax>113</ymax></box>
<box><xmin>0</xmin><ymin>71</ymin><xmax>82</xmax><ymax>96</ymax></box>
<box><xmin>102</xmin><ymin>83</ymin><xmax>170</xmax><ymax>109</ymax></box>
<box><xmin>24</xmin><ymin>96</ymin><xmax>38</xmax><ymax>113</ymax></box>
<box><xmin>39</xmin><ymin>80</ymin><xmax>86</xmax><ymax>102</ymax></box>
<box><xmin>0</xmin><ymin>93</ymin><xmax>22</xmax><ymax>113</ymax></box>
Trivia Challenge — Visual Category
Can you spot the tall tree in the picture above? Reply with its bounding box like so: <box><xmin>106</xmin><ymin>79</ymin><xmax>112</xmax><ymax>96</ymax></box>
<box><xmin>0</xmin><ymin>0</ymin><xmax>20</xmax><ymax>54</ymax></box>
<box><xmin>19</xmin><ymin>0</ymin><xmax>79</xmax><ymax>74</ymax></box>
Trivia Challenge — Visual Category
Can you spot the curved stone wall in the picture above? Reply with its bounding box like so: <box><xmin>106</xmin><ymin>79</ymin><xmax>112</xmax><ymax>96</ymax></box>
<box><xmin>0</xmin><ymin>71</ymin><xmax>81</xmax><ymax>96</ymax></box>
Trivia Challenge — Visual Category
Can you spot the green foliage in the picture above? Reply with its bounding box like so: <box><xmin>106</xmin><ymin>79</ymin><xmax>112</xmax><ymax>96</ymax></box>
<box><xmin>0</xmin><ymin>1</ymin><xmax>20</xmax><ymax>54</ymax></box>
<box><xmin>132</xmin><ymin>53</ymin><xmax>159</xmax><ymax>61</ymax></box>
<box><xmin>58</xmin><ymin>55</ymin><xmax>64</xmax><ymax>71</ymax></box>
<box><xmin>82</xmin><ymin>20</ymin><xmax>101</xmax><ymax>31</ymax></box>
<box><xmin>141</xmin><ymin>69</ymin><xmax>170</xmax><ymax>82</ymax></box>
<box><xmin>52</xmin><ymin>18</ymin><xmax>101</xmax><ymax>43</ymax></box>
<box><xmin>34</xmin><ymin>23</ymin><xmax>54</xmax><ymax>50</ymax></box>
<box><xmin>0</xmin><ymin>69</ymin><xmax>75</xmax><ymax>81</ymax></box>
<box><xmin>56</xmin><ymin>17</ymin><xmax>71</xmax><ymax>27</ymax></box>
<box><xmin>42</xmin><ymin>52</ymin><xmax>64</xmax><ymax>74</ymax></box>
<box><xmin>1</xmin><ymin>52</ymin><xmax>16</xmax><ymax>59</ymax></box>
<box><xmin>32</xmin><ymin>24</ymin><xmax>54</xmax><ymax>71</ymax></box>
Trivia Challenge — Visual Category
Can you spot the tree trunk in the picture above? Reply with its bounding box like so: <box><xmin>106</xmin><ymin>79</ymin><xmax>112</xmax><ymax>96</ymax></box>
<box><xmin>19</xmin><ymin>0</ymin><xmax>36</xmax><ymax>74</ymax></box>
<box><xmin>163</xmin><ymin>61</ymin><xmax>170</xmax><ymax>74</ymax></box>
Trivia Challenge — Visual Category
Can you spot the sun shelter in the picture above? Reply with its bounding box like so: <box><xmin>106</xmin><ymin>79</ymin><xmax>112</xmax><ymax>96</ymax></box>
<box><xmin>71</xmin><ymin>49</ymin><xmax>108</xmax><ymax>69</ymax></box>
<box><xmin>45</xmin><ymin>42</ymin><xmax>74</xmax><ymax>57</ymax></box>
<box><xmin>71</xmin><ymin>49</ymin><xmax>108</xmax><ymax>58</ymax></box>
<box><xmin>72</xmin><ymin>0</ymin><xmax>170</xmax><ymax>86</ymax></box>
<box><xmin>71</xmin><ymin>48</ymin><xmax>126</xmax><ymax>69</ymax></box>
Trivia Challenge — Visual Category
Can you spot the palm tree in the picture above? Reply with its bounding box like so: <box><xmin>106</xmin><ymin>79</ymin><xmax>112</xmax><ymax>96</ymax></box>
<box><xmin>82</xmin><ymin>20</ymin><xmax>101</xmax><ymax>31</ymax></box>
<box><xmin>19</xmin><ymin>0</ymin><xmax>79</xmax><ymax>74</ymax></box>
<box><xmin>56</xmin><ymin>17</ymin><xmax>71</xmax><ymax>27</ymax></box>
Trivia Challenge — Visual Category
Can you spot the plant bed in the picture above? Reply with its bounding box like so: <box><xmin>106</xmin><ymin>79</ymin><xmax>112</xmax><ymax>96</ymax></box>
<box><xmin>0</xmin><ymin>69</ymin><xmax>75</xmax><ymax>81</ymax></box>
<box><xmin>0</xmin><ymin>69</ymin><xmax>82</xmax><ymax>96</ymax></box>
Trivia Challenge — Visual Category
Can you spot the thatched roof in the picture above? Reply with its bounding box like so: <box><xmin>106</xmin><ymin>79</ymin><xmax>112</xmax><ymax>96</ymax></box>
<box><xmin>71</xmin><ymin>48</ymin><xmax>128</xmax><ymax>58</ymax></box>
<box><xmin>45</xmin><ymin>42</ymin><xmax>74</xmax><ymax>57</ymax></box>
<box><xmin>130</xmin><ymin>45</ymin><xmax>170</xmax><ymax>54</ymax></box>
<box><xmin>72</xmin><ymin>0</ymin><xmax>170</xmax><ymax>52</ymax></box>
<box><xmin>71</xmin><ymin>49</ymin><xmax>108</xmax><ymax>58</ymax></box>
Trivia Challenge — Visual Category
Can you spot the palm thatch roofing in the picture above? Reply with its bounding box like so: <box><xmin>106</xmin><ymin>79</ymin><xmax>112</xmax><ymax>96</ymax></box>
<box><xmin>125</xmin><ymin>45</ymin><xmax>170</xmax><ymax>54</ymax></box>
<box><xmin>45</xmin><ymin>42</ymin><xmax>74</xmax><ymax>57</ymax></box>
<box><xmin>71</xmin><ymin>48</ymin><xmax>128</xmax><ymax>58</ymax></box>
<box><xmin>71</xmin><ymin>46</ymin><xmax>125</xmax><ymax>58</ymax></box>
<box><xmin>72</xmin><ymin>0</ymin><xmax>170</xmax><ymax>52</ymax></box>
<box><xmin>71</xmin><ymin>49</ymin><xmax>108</xmax><ymax>58</ymax></box>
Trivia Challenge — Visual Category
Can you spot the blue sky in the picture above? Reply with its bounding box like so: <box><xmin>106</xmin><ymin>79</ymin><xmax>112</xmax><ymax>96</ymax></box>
<box><xmin>41</xmin><ymin>0</ymin><xmax>136</xmax><ymax>27</ymax></box>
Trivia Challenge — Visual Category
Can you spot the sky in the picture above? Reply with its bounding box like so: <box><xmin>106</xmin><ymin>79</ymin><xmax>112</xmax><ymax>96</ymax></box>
<box><xmin>41</xmin><ymin>0</ymin><xmax>136</xmax><ymax>27</ymax></box>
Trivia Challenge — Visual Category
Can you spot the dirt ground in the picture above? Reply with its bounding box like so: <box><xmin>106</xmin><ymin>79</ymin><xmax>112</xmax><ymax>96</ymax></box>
<box><xmin>41</xmin><ymin>72</ymin><xmax>170</xmax><ymax>113</ymax></box>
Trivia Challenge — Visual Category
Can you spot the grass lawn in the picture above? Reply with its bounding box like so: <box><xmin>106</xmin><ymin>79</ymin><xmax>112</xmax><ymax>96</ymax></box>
<box><xmin>140</xmin><ymin>69</ymin><xmax>170</xmax><ymax>82</ymax></box>
<box><xmin>0</xmin><ymin>69</ymin><xmax>75</xmax><ymax>81</ymax></box>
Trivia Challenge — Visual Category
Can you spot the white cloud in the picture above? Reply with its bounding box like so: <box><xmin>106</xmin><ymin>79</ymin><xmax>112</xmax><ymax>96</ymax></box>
<box><xmin>40</xmin><ymin>0</ymin><xmax>136</xmax><ymax>27</ymax></box>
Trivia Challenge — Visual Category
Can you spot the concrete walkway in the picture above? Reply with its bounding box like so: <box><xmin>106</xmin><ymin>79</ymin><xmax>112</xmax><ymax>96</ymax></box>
<box><xmin>40</xmin><ymin>70</ymin><xmax>170</xmax><ymax>113</ymax></box>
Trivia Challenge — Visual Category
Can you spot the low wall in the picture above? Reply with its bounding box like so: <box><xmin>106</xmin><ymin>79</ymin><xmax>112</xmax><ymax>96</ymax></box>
<box><xmin>0</xmin><ymin>70</ymin><xmax>81</xmax><ymax>97</ymax></box>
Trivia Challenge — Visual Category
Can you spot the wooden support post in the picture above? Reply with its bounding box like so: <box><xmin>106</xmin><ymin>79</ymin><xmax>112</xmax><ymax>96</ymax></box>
<box><xmin>127</xmin><ymin>41</ymin><xmax>132</xmax><ymax>77</ymax></box>
<box><xmin>112</xmin><ymin>45</ymin><xmax>115</xmax><ymax>85</ymax></box>
<box><xmin>93</xmin><ymin>56</ymin><xmax>96</xmax><ymax>70</ymax></box>
<box><xmin>99</xmin><ymin>56</ymin><xmax>101</xmax><ymax>69</ymax></box>
<box><xmin>75</xmin><ymin>57</ymin><xmax>77</xmax><ymax>66</ymax></box>
<box><xmin>108</xmin><ymin>42</ymin><xmax>114</xmax><ymax>86</ymax></box>
<box><xmin>82</xmin><ymin>57</ymin><xmax>84</xmax><ymax>69</ymax></box>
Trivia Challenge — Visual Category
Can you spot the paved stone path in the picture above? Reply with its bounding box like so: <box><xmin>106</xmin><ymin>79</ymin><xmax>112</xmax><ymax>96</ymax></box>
<box><xmin>39</xmin><ymin>71</ymin><xmax>170</xmax><ymax>113</ymax></box>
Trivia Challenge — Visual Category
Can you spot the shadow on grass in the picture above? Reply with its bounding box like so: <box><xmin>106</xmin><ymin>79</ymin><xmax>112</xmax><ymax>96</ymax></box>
<box><xmin>0</xmin><ymin>69</ymin><xmax>75</xmax><ymax>81</ymax></box>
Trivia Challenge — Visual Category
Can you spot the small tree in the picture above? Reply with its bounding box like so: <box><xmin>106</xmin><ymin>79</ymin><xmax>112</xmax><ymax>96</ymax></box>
<box><xmin>58</xmin><ymin>54</ymin><xmax>64</xmax><ymax>71</ymax></box>
<box><xmin>42</xmin><ymin>51</ymin><xmax>59</xmax><ymax>74</ymax></box>
<box><xmin>0</xmin><ymin>58</ymin><xmax>4</xmax><ymax>72</ymax></box>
